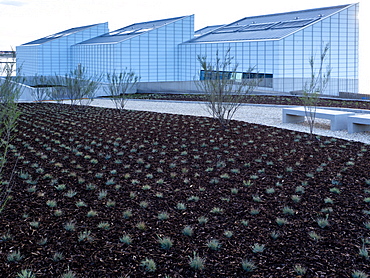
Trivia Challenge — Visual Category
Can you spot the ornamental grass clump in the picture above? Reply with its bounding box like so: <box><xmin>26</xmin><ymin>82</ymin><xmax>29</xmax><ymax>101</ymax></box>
<box><xmin>188</xmin><ymin>252</ymin><xmax>206</xmax><ymax>271</ymax></box>
<box><xmin>316</xmin><ymin>215</ymin><xmax>330</xmax><ymax>229</ymax></box>
<box><xmin>52</xmin><ymin>251</ymin><xmax>64</xmax><ymax>262</ymax></box>
<box><xmin>78</xmin><ymin>230</ymin><xmax>94</xmax><ymax>242</ymax></box>
<box><xmin>60</xmin><ymin>270</ymin><xmax>77</xmax><ymax>278</ymax></box>
<box><xmin>309</xmin><ymin>231</ymin><xmax>321</xmax><ymax>241</ymax></box>
<box><xmin>64</xmin><ymin>220</ymin><xmax>76</xmax><ymax>232</ymax></box>
<box><xmin>119</xmin><ymin>234</ymin><xmax>132</xmax><ymax>245</ymax></box>
<box><xmin>7</xmin><ymin>250</ymin><xmax>23</xmax><ymax>262</ymax></box>
<box><xmin>198</xmin><ymin>216</ymin><xmax>208</xmax><ymax>225</ymax></box>
<box><xmin>136</xmin><ymin>221</ymin><xmax>146</xmax><ymax>231</ymax></box>
<box><xmin>276</xmin><ymin>217</ymin><xmax>288</xmax><ymax>226</ymax></box>
<box><xmin>241</xmin><ymin>258</ymin><xmax>257</xmax><ymax>272</ymax></box>
<box><xmin>293</xmin><ymin>264</ymin><xmax>307</xmax><ymax>275</ymax></box>
<box><xmin>251</xmin><ymin>243</ymin><xmax>265</xmax><ymax>253</ymax></box>
<box><xmin>97</xmin><ymin>221</ymin><xmax>111</xmax><ymax>230</ymax></box>
<box><xmin>207</xmin><ymin>239</ymin><xmax>222</xmax><ymax>251</ymax></box>
<box><xmin>182</xmin><ymin>225</ymin><xmax>194</xmax><ymax>236</ymax></box>
<box><xmin>210</xmin><ymin>207</ymin><xmax>223</xmax><ymax>214</ymax></box>
<box><xmin>282</xmin><ymin>206</ymin><xmax>295</xmax><ymax>215</ymax></box>
<box><xmin>122</xmin><ymin>209</ymin><xmax>132</xmax><ymax>219</ymax></box>
<box><xmin>176</xmin><ymin>202</ymin><xmax>186</xmax><ymax>210</ymax></box>
<box><xmin>87</xmin><ymin>210</ymin><xmax>97</xmax><ymax>217</ymax></box>
<box><xmin>157</xmin><ymin>236</ymin><xmax>173</xmax><ymax>250</ymax></box>
<box><xmin>359</xmin><ymin>245</ymin><xmax>369</xmax><ymax>260</ymax></box>
<box><xmin>15</xmin><ymin>269</ymin><xmax>36</xmax><ymax>278</ymax></box>
<box><xmin>140</xmin><ymin>258</ymin><xmax>157</xmax><ymax>272</ymax></box>
<box><xmin>352</xmin><ymin>270</ymin><xmax>369</xmax><ymax>278</ymax></box>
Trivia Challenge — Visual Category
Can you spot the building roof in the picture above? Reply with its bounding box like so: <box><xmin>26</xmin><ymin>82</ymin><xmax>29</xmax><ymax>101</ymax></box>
<box><xmin>184</xmin><ymin>4</ymin><xmax>354</xmax><ymax>43</ymax></box>
<box><xmin>77</xmin><ymin>16</ymin><xmax>190</xmax><ymax>45</ymax></box>
<box><xmin>194</xmin><ymin>25</ymin><xmax>224</xmax><ymax>37</ymax></box>
<box><xmin>22</xmin><ymin>23</ymin><xmax>105</xmax><ymax>46</ymax></box>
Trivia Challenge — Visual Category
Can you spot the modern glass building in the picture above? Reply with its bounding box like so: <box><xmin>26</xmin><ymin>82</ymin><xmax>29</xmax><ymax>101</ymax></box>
<box><xmin>16</xmin><ymin>23</ymin><xmax>109</xmax><ymax>76</ymax></box>
<box><xmin>72</xmin><ymin>16</ymin><xmax>194</xmax><ymax>82</ymax></box>
<box><xmin>179</xmin><ymin>3</ymin><xmax>359</xmax><ymax>94</ymax></box>
<box><xmin>16</xmin><ymin>3</ymin><xmax>358</xmax><ymax>95</ymax></box>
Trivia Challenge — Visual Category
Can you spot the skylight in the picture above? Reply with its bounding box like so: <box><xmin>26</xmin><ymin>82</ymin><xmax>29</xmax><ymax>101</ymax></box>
<box><xmin>271</xmin><ymin>18</ymin><xmax>318</xmax><ymax>29</ymax></box>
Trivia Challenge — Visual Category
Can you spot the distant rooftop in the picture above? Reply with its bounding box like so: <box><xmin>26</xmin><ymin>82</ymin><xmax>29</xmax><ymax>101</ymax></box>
<box><xmin>77</xmin><ymin>16</ymin><xmax>191</xmax><ymax>45</ymax></box>
<box><xmin>22</xmin><ymin>23</ymin><xmax>105</xmax><ymax>46</ymax></box>
<box><xmin>184</xmin><ymin>4</ymin><xmax>353</xmax><ymax>43</ymax></box>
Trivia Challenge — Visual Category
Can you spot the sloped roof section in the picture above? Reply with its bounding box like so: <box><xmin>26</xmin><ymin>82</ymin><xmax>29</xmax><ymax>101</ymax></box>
<box><xmin>22</xmin><ymin>23</ymin><xmax>105</xmax><ymax>46</ymax></box>
<box><xmin>195</xmin><ymin>25</ymin><xmax>224</xmax><ymax>37</ymax></box>
<box><xmin>78</xmin><ymin>16</ymin><xmax>190</xmax><ymax>45</ymax></box>
<box><xmin>184</xmin><ymin>4</ymin><xmax>353</xmax><ymax>43</ymax></box>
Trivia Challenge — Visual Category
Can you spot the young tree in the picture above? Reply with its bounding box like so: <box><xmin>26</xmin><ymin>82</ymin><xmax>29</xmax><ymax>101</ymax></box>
<box><xmin>301</xmin><ymin>43</ymin><xmax>331</xmax><ymax>138</ymax></box>
<box><xmin>0</xmin><ymin>54</ymin><xmax>22</xmax><ymax>213</ymax></box>
<box><xmin>49</xmin><ymin>65</ymin><xmax>102</xmax><ymax>106</ymax></box>
<box><xmin>31</xmin><ymin>74</ymin><xmax>50</xmax><ymax>102</ymax></box>
<box><xmin>104</xmin><ymin>70</ymin><xmax>140</xmax><ymax>110</ymax></box>
<box><xmin>196</xmin><ymin>49</ymin><xmax>260</xmax><ymax>128</ymax></box>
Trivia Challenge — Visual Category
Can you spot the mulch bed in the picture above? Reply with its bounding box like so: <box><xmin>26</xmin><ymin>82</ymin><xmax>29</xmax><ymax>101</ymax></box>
<box><xmin>1</xmin><ymin>102</ymin><xmax>370</xmax><ymax>277</ymax></box>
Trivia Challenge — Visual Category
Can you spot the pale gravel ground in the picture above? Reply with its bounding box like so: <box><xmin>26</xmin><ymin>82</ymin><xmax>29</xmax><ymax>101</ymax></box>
<box><xmin>85</xmin><ymin>98</ymin><xmax>370</xmax><ymax>145</ymax></box>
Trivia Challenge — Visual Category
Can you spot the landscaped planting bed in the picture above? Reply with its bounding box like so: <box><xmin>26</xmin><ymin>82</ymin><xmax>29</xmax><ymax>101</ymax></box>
<box><xmin>122</xmin><ymin>93</ymin><xmax>370</xmax><ymax>110</ymax></box>
<box><xmin>1</xmin><ymin>103</ymin><xmax>370</xmax><ymax>277</ymax></box>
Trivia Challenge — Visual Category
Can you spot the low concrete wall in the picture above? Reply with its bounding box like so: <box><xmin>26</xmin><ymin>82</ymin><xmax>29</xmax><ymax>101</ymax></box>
<box><xmin>137</xmin><ymin>81</ymin><xmax>200</xmax><ymax>94</ymax></box>
<box><xmin>137</xmin><ymin>80</ymin><xmax>285</xmax><ymax>95</ymax></box>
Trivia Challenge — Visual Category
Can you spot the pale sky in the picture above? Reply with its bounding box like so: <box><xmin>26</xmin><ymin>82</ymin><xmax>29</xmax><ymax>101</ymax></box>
<box><xmin>1</xmin><ymin>0</ymin><xmax>369</xmax><ymax>92</ymax></box>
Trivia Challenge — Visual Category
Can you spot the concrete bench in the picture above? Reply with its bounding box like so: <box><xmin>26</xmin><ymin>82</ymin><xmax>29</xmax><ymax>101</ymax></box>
<box><xmin>282</xmin><ymin>107</ymin><xmax>355</xmax><ymax>131</ymax></box>
<box><xmin>348</xmin><ymin>114</ymin><xmax>370</xmax><ymax>133</ymax></box>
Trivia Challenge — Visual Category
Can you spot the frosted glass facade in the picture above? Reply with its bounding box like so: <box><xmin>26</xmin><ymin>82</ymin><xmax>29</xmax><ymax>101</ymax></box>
<box><xmin>16</xmin><ymin>23</ymin><xmax>109</xmax><ymax>76</ymax></box>
<box><xmin>16</xmin><ymin>4</ymin><xmax>358</xmax><ymax>95</ymax></box>
<box><xmin>179</xmin><ymin>3</ymin><xmax>359</xmax><ymax>95</ymax></box>
<box><xmin>72</xmin><ymin>16</ymin><xmax>194</xmax><ymax>82</ymax></box>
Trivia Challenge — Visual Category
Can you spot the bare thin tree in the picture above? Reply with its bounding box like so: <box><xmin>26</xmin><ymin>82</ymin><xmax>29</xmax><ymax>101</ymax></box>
<box><xmin>301</xmin><ymin>43</ymin><xmax>331</xmax><ymax>138</ymax></box>
<box><xmin>49</xmin><ymin>65</ymin><xmax>102</xmax><ymax>106</ymax></box>
<box><xmin>196</xmin><ymin>49</ymin><xmax>260</xmax><ymax>128</ymax></box>
<box><xmin>0</xmin><ymin>53</ymin><xmax>22</xmax><ymax>213</ymax></box>
<box><xmin>104</xmin><ymin>70</ymin><xmax>140</xmax><ymax>110</ymax></box>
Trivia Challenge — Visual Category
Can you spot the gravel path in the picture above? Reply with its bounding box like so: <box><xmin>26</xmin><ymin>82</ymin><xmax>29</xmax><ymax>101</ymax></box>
<box><xmin>88</xmin><ymin>98</ymin><xmax>370</xmax><ymax>144</ymax></box>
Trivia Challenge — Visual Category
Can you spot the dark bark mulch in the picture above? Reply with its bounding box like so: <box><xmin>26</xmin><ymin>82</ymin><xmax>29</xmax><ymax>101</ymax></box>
<box><xmin>1</xmin><ymin>103</ymin><xmax>370</xmax><ymax>277</ymax></box>
<box><xmin>124</xmin><ymin>93</ymin><xmax>370</xmax><ymax>110</ymax></box>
